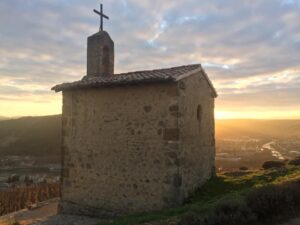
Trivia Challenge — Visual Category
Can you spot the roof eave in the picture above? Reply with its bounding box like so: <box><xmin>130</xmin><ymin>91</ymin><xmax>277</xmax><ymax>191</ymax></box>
<box><xmin>200</xmin><ymin>67</ymin><xmax>218</xmax><ymax>98</ymax></box>
<box><xmin>51</xmin><ymin>77</ymin><xmax>175</xmax><ymax>92</ymax></box>
<box><xmin>174</xmin><ymin>66</ymin><xmax>218</xmax><ymax>98</ymax></box>
<box><xmin>50</xmin><ymin>64</ymin><xmax>218</xmax><ymax>97</ymax></box>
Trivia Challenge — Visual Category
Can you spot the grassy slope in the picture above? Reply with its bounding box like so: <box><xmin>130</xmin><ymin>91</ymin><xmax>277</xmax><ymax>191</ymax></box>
<box><xmin>98</xmin><ymin>166</ymin><xmax>300</xmax><ymax>225</ymax></box>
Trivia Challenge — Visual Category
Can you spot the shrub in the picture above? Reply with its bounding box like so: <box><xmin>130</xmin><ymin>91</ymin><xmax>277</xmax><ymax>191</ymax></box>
<box><xmin>178</xmin><ymin>180</ymin><xmax>300</xmax><ymax>225</ymax></box>
<box><xmin>178</xmin><ymin>212</ymin><xmax>206</xmax><ymax>225</ymax></box>
<box><xmin>11</xmin><ymin>221</ymin><xmax>20</xmax><ymax>225</ymax></box>
<box><xmin>239</xmin><ymin>166</ymin><xmax>248</xmax><ymax>171</ymax></box>
<box><xmin>246</xmin><ymin>181</ymin><xmax>300</xmax><ymax>222</ymax></box>
<box><xmin>262</xmin><ymin>160</ymin><xmax>285</xmax><ymax>169</ymax></box>
<box><xmin>288</xmin><ymin>158</ymin><xmax>300</xmax><ymax>166</ymax></box>
<box><xmin>178</xmin><ymin>199</ymin><xmax>257</xmax><ymax>225</ymax></box>
<box><xmin>6</xmin><ymin>218</ymin><xmax>20</xmax><ymax>225</ymax></box>
<box><xmin>209</xmin><ymin>198</ymin><xmax>257</xmax><ymax>225</ymax></box>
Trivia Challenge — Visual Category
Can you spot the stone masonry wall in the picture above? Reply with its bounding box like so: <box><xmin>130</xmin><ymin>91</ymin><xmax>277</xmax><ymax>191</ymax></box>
<box><xmin>177</xmin><ymin>72</ymin><xmax>215</xmax><ymax>200</ymax></box>
<box><xmin>60</xmin><ymin>73</ymin><xmax>216</xmax><ymax>218</ymax></box>
<box><xmin>87</xmin><ymin>31</ymin><xmax>114</xmax><ymax>77</ymax></box>
<box><xmin>60</xmin><ymin>83</ymin><xmax>184</xmax><ymax>217</ymax></box>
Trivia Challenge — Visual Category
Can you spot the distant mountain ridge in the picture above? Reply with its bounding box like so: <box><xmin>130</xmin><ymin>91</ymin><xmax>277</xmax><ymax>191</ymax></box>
<box><xmin>216</xmin><ymin>119</ymin><xmax>300</xmax><ymax>139</ymax></box>
<box><xmin>0</xmin><ymin>115</ymin><xmax>61</xmax><ymax>156</ymax></box>
<box><xmin>0</xmin><ymin>115</ymin><xmax>299</xmax><ymax>156</ymax></box>
<box><xmin>0</xmin><ymin>116</ymin><xmax>9</xmax><ymax>121</ymax></box>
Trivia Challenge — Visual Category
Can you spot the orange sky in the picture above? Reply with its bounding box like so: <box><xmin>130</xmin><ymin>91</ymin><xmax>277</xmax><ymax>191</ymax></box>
<box><xmin>2</xmin><ymin>95</ymin><xmax>300</xmax><ymax>119</ymax></box>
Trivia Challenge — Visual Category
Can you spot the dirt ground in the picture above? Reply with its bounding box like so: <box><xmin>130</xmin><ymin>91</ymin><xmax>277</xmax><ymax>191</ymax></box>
<box><xmin>0</xmin><ymin>198</ymin><xmax>58</xmax><ymax>225</ymax></box>
<box><xmin>0</xmin><ymin>198</ymin><xmax>99</xmax><ymax>225</ymax></box>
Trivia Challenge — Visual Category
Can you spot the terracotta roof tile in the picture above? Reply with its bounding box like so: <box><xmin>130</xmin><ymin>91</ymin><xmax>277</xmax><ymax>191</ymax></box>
<box><xmin>51</xmin><ymin>64</ymin><xmax>216</xmax><ymax>97</ymax></box>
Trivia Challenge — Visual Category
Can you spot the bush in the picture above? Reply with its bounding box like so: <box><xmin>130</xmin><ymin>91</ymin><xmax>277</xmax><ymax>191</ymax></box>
<box><xmin>178</xmin><ymin>180</ymin><xmax>300</xmax><ymax>225</ymax></box>
<box><xmin>239</xmin><ymin>166</ymin><xmax>248</xmax><ymax>171</ymax></box>
<box><xmin>178</xmin><ymin>199</ymin><xmax>257</xmax><ymax>225</ymax></box>
<box><xmin>262</xmin><ymin>160</ymin><xmax>285</xmax><ymax>169</ymax></box>
<box><xmin>209</xmin><ymin>199</ymin><xmax>257</xmax><ymax>225</ymax></box>
<box><xmin>178</xmin><ymin>212</ymin><xmax>206</xmax><ymax>225</ymax></box>
<box><xmin>6</xmin><ymin>218</ymin><xmax>20</xmax><ymax>225</ymax></box>
<box><xmin>288</xmin><ymin>158</ymin><xmax>300</xmax><ymax>166</ymax></box>
<box><xmin>246</xmin><ymin>181</ymin><xmax>300</xmax><ymax>222</ymax></box>
<box><xmin>11</xmin><ymin>221</ymin><xmax>20</xmax><ymax>225</ymax></box>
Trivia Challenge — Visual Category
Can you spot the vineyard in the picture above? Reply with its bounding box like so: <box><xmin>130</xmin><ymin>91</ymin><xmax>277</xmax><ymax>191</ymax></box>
<box><xmin>0</xmin><ymin>183</ymin><xmax>60</xmax><ymax>216</ymax></box>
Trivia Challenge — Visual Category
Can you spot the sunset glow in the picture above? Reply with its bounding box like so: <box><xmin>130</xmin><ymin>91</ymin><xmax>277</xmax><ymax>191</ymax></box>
<box><xmin>215</xmin><ymin>109</ymin><xmax>300</xmax><ymax>120</ymax></box>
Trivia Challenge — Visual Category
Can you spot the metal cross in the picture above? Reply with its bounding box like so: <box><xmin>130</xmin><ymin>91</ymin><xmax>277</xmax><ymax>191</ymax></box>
<box><xmin>93</xmin><ymin>3</ymin><xmax>109</xmax><ymax>31</ymax></box>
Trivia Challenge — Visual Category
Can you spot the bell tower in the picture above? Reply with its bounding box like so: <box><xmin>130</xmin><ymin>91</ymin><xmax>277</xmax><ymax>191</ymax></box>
<box><xmin>86</xmin><ymin>31</ymin><xmax>114</xmax><ymax>77</ymax></box>
<box><xmin>86</xmin><ymin>3</ymin><xmax>114</xmax><ymax>77</ymax></box>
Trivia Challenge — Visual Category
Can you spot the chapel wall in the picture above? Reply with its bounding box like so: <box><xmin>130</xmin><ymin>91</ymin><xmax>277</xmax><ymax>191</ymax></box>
<box><xmin>177</xmin><ymin>72</ymin><xmax>216</xmax><ymax>199</ymax></box>
<box><xmin>60</xmin><ymin>82</ymin><xmax>185</xmax><ymax>217</ymax></box>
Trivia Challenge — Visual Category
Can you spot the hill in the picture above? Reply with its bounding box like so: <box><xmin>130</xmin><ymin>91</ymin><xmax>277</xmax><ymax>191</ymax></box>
<box><xmin>0</xmin><ymin>115</ymin><xmax>299</xmax><ymax>156</ymax></box>
<box><xmin>216</xmin><ymin>119</ymin><xmax>300</xmax><ymax>139</ymax></box>
<box><xmin>0</xmin><ymin>115</ymin><xmax>61</xmax><ymax>156</ymax></box>
<box><xmin>0</xmin><ymin>116</ymin><xmax>9</xmax><ymax>121</ymax></box>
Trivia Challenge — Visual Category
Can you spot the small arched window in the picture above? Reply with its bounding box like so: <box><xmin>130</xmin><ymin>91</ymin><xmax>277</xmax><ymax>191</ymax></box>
<box><xmin>197</xmin><ymin>104</ymin><xmax>202</xmax><ymax>124</ymax></box>
<box><xmin>102</xmin><ymin>45</ymin><xmax>110</xmax><ymax>75</ymax></box>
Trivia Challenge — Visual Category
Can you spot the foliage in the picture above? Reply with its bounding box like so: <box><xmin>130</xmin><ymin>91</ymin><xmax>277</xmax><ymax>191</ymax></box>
<box><xmin>8</xmin><ymin>219</ymin><xmax>20</xmax><ymax>225</ymax></box>
<box><xmin>178</xmin><ymin>179</ymin><xmax>300</xmax><ymax>225</ymax></box>
<box><xmin>209</xmin><ymin>198</ymin><xmax>257</xmax><ymax>225</ymax></box>
<box><xmin>262</xmin><ymin>160</ymin><xmax>285</xmax><ymax>169</ymax></box>
<box><xmin>246</xmin><ymin>180</ymin><xmax>300</xmax><ymax>223</ymax></box>
<box><xmin>177</xmin><ymin>212</ymin><xmax>206</xmax><ymax>225</ymax></box>
<box><xmin>178</xmin><ymin>199</ymin><xmax>257</xmax><ymax>225</ymax></box>
<box><xmin>289</xmin><ymin>158</ymin><xmax>300</xmax><ymax>166</ymax></box>
<box><xmin>239</xmin><ymin>166</ymin><xmax>248</xmax><ymax>171</ymax></box>
<box><xmin>4</xmin><ymin>217</ymin><xmax>20</xmax><ymax>225</ymax></box>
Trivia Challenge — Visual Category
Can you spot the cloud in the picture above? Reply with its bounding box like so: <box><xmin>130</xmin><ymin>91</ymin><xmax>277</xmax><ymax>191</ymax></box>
<box><xmin>0</xmin><ymin>0</ymin><xmax>300</xmax><ymax>116</ymax></box>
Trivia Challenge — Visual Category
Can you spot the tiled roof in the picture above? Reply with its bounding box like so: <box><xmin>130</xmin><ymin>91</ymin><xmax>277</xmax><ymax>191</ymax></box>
<box><xmin>51</xmin><ymin>64</ymin><xmax>217</xmax><ymax>97</ymax></box>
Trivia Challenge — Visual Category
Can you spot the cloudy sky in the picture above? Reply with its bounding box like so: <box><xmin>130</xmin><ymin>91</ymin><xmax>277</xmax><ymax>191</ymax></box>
<box><xmin>0</xmin><ymin>0</ymin><xmax>300</xmax><ymax>119</ymax></box>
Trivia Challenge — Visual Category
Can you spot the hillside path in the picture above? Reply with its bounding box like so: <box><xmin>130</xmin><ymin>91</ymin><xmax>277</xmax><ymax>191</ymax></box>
<box><xmin>0</xmin><ymin>198</ymin><xmax>100</xmax><ymax>225</ymax></box>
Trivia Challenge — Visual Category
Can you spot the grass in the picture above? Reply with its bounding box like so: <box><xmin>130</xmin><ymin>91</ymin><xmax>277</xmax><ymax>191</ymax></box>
<box><xmin>98</xmin><ymin>166</ymin><xmax>300</xmax><ymax>225</ymax></box>
<box><xmin>2</xmin><ymin>217</ymin><xmax>20</xmax><ymax>225</ymax></box>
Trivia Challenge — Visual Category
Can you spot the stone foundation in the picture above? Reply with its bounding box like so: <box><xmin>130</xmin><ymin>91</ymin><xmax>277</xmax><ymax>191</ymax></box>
<box><xmin>58</xmin><ymin>201</ymin><xmax>119</xmax><ymax>218</ymax></box>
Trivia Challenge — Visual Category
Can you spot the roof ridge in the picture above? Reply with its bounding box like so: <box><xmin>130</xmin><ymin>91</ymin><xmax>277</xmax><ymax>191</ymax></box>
<box><xmin>114</xmin><ymin>64</ymin><xmax>201</xmax><ymax>76</ymax></box>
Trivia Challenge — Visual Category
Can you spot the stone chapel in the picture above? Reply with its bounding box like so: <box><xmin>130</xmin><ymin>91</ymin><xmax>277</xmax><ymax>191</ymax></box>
<box><xmin>52</xmin><ymin>16</ymin><xmax>217</xmax><ymax>218</ymax></box>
